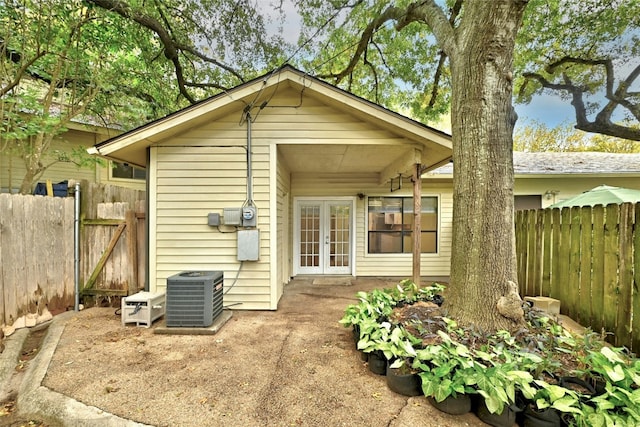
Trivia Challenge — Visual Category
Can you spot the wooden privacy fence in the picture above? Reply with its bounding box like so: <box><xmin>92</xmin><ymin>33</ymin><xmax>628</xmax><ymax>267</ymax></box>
<box><xmin>0</xmin><ymin>180</ymin><xmax>145</xmax><ymax>328</ymax></box>
<box><xmin>515</xmin><ymin>203</ymin><xmax>640</xmax><ymax>351</ymax></box>
<box><xmin>0</xmin><ymin>193</ymin><xmax>74</xmax><ymax>327</ymax></box>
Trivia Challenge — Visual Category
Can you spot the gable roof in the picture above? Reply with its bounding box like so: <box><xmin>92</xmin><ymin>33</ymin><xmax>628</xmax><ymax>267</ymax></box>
<box><xmin>428</xmin><ymin>152</ymin><xmax>640</xmax><ymax>177</ymax></box>
<box><xmin>88</xmin><ymin>65</ymin><xmax>452</xmax><ymax>175</ymax></box>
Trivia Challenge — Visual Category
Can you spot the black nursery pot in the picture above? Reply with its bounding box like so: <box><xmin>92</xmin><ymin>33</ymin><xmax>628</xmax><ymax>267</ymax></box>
<box><xmin>386</xmin><ymin>366</ymin><xmax>422</xmax><ymax>396</ymax></box>
<box><xmin>427</xmin><ymin>394</ymin><xmax>472</xmax><ymax>415</ymax></box>
<box><xmin>367</xmin><ymin>350</ymin><xmax>387</xmax><ymax>375</ymax></box>
<box><xmin>522</xmin><ymin>405</ymin><xmax>562</xmax><ymax>427</ymax></box>
<box><xmin>352</xmin><ymin>325</ymin><xmax>360</xmax><ymax>347</ymax></box>
<box><xmin>559</xmin><ymin>376</ymin><xmax>597</xmax><ymax>398</ymax></box>
<box><xmin>474</xmin><ymin>396</ymin><xmax>523</xmax><ymax>427</ymax></box>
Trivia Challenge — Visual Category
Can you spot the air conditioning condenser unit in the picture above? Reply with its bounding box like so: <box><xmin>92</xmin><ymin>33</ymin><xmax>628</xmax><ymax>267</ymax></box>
<box><xmin>165</xmin><ymin>271</ymin><xmax>223</xmax><ymax>327</ymax></box>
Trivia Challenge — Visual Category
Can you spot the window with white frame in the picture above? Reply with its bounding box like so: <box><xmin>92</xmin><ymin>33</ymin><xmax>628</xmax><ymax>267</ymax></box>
<box><xmin>367</xmin><ymin>196</ymin><xmax>438</xmax><ymax>254</ymax></box>
<box><xmin>111</xmin><ymin>161</ymin><xmax>146</xmax><ymax>180</ymax></box>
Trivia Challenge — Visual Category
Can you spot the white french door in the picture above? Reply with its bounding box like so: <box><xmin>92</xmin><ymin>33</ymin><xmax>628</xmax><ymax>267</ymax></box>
<box><xmin>295</xmin><ymin>199</ymin><xmax>354</xmax><ymax>275</ymax></box>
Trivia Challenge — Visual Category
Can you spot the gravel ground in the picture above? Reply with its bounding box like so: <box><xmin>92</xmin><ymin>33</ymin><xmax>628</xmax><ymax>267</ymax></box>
<box><xmin>42</xmin><ymin>278</ymin><xmax>492</xmax><ymax>427</ymax></box>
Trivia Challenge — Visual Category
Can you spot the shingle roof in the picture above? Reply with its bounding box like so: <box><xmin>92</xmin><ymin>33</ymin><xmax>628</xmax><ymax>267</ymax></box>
<box><xmin>429</xmin><ymin>152</ymin><xmax>640</xmax><ymax>175</ymax></box>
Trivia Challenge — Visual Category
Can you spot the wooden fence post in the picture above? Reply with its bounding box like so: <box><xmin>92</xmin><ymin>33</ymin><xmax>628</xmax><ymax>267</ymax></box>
<box><xmin>126</xmin><ymin>209</ymin><xmax>138</xmax><ymax>295</ymax></box>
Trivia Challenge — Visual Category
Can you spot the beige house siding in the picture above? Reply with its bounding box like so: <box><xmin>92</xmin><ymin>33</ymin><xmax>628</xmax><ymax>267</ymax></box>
<box><xmin>1</xmin><ymin>125</ymin><xmax>146</xmax><ymax>193</ymax></box>
<box><xmin>149</xmin><ymin>140</ymin><xmax>272</xmax><ymax>310</ymax></box>
<box><xmin>515</xmin><ymin>176</ymin><xmax>640</xmax><ymax>208</ymax></box>
<box><xmin>1</xmin><ymin>128</ymin><xmax>98</xmax><ymax>193</ymax></box>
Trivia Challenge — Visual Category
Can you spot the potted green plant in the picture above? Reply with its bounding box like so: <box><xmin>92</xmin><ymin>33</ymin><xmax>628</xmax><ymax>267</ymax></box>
<box><xmin>412</xmin><ymin>330</ymin><xmax>477</xmax><ymax>415</ymax></box>
<box><xmin>382</xmin><ymin>327</ymin><xmax>422</xmax><ymax>396</ymax></box>
<box><xmin>570</xmin><ymin>346</ymin><xmax>640</xmax><ymax>426</ymax></box>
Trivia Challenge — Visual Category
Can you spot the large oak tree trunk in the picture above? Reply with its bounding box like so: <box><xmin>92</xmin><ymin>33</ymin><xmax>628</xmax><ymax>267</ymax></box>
<box><xmin>444</xmin><ymin>1</ymin><xmax>528</xmax><ymax>331</ymax></box>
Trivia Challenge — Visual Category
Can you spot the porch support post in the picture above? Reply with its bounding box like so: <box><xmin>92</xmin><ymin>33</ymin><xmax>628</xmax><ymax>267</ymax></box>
<box><xmin>412</xmin><ymin>163</ymin><xmax>422</xmax><ymax>285</ymax></box>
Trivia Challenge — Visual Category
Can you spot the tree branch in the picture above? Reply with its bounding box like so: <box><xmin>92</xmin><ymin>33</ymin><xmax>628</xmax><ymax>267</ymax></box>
<box><xmin>396</xmin><ymin>1</ymin><xmax>458</xmax><ymax>57</ymax></box>
<box><xmin>0</xmin><ymin>47</ymin><xmax>47</xmax><ymax>97</ymax></box>
<box><xmin>315</xmin><ymin>4</ymin><xmax>407</xmax><ymax>83</ymax></box>
<box><xmin>524</xmin><ymin>56</ymin><xmax>640</xmax><ymax>141</ymax></box>
<box><xmin>424</xmin><ymin>0</ymin><xmax>461</xmax><ymax>109</ymax></box>
<box><xmin>86</xmin><ymin>0</ymin><xmax>245</xmax><ymax>104</ymax></box>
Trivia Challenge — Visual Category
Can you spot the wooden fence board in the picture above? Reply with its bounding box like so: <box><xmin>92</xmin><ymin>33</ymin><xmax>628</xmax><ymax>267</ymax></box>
<box><xmin>578</xmin><ymin>207</ymin><xmax>593</xmax><ymax>326</ymax></box>
<box><xmin>533</xmin><ymin>210</ymin><xmax>544</xmax><ymax>295</ymax></box>
<box><xmin>526</xmin><ymin>210</ymin><xmax>537</xmax><ymax>295</ymax></box>
<box><xmin>557</xmin><ymin>208</ymin><xmax>571</xmax><ymax>309</ymax></box>
<box><xmin>550</xmin><ymin>208</ymin><xmax>561</xmax><ymax>301</ymax></box>
<box><xmin>2</xmin><ymin>195</ymin><xmax>20</xmax><ymax>323</ymax></box>
<box><xmin>591</xmin><ymin>206</ymin><xmax>605</xmax><ymax>335</ymax></box>
<box><xmin>633</xmin><ymin>204</ymin><xmax>640</xmax><ymax>352</ymax></box>
<box><xmin>23</xmin><ymin>196</ymin><xmax>37</xmax><ymax>313</ymax></box>
<box><xmin>567</xmin><ymin>207</ymin><xmax>582</xmax><ymax>320</ymax></box>
<box><xmin>126</xmin><ymin>210</ymin><xmax>138</xmax><ymax>294</ymax></box>
<box><xmin>617</xmin><ymin>203</ymin><xmax>634</xmax><ymax>348</ymax></box>
<box><xmin>0</xmin><ymin>195</ymin><xmax>10</xmax><ymax>324</ymax></box>
<box><xmin>541</xmin><ymin>209</ymin><xmax>552</xmax><ymax>296</ymax></box>
<box><xmin>62</xmin><ymin>196</ymin><xmax>74</xmax><ymax>302</ymax></box>
<box><xmin>515</xmin><ymin>210</ymin><xmax>525</xmax><ymax>291</ymax></box>
<box><xmin>603</xmin><ymin>205</ymin><xmax>620</xmax><ymax>344</ymax></box>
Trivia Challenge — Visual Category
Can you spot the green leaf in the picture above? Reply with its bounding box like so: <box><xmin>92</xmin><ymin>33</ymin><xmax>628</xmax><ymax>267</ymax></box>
<box><xmin>601</xmin><ymin>347</ymin><xmax>625</xmax><ymax>364</ymax></box>
<box><xmin>605</xmin><ymin>364</ymin><xmax>626</xmax><ymax>383</ymax></box>
<box><xmin>545</xmin><ymin>384</ymin><xmax>567</xmax><ymax>402</ymax></box>
<box><xmin>550</xmin><ymin>396</ymin><xmax>581</xmax><ymax>414</ymax></box>
<box><xmin>535</xmin><ymin>398</ymin><xmax>550</xmax><ymax>410</ymax></box>
<box><xmin>400</xmin><ymin>340</ymin><xmax>417</xmax><ymax>357</ymax></box>
<box><xmin>483</xmin><ymin>396</ymin><xmax>502</xmax><ymax>414</ymax></box>
<box><xmin>389</xmin><ymin>358</ymin><xmax>405</xmax><ymax>369</ymax></box>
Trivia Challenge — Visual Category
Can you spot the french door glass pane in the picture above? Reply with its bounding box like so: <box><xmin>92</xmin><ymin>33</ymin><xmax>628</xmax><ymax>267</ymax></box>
<box><xmin>299</xmin><ymin>205</ymin><xmax>320</xmax><ymax>267</ymax></box>
<box><xmin>330</xmin><ymin>205</ymin><xmax>350</xmax><ymax>267</ymax></box>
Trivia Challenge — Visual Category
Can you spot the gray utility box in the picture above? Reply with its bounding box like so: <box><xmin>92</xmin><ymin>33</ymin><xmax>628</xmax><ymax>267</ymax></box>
<box><xmin>121</xmin><ymin>291</ymin><xmax>165</xmax><ymax>328</ymax></box>
<box><xmin>237</xmin><ymin>229</ymin><xmax>259</xmax><ymax>261</ymax></box>
<box><xmin>166</xmin><ymin>271</ymin><xmax>223</xmax><ymax>327</ymax></box>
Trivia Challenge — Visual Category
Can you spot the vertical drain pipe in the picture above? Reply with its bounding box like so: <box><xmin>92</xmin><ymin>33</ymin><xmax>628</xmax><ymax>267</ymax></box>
<box><xmin>74</xmin><ymin>182</ymin><xmax>81</xmax><ymax>311</ymax></box>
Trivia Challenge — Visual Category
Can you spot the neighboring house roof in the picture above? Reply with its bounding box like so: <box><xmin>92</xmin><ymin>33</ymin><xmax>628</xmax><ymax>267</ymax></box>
<box><xmin>88</xmin><ymin>65</ymin><xmax>453</xmax><ymax>179</ymax></box>
<box><xmin>427</xmin><ymin>152</ymin><xmax>640</xmax><ymax>176</ymax></box>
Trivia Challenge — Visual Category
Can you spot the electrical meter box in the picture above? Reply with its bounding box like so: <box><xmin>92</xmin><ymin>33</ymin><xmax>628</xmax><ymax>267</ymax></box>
<box><xmin>241</xmin><ymin>206</ymin><xmax>257</xmax><ymax>227</ymax></box>
<box><xmin>237</xmin><ymin>229</ymin><xmax>259</xmax><ymax>261</ymax></box>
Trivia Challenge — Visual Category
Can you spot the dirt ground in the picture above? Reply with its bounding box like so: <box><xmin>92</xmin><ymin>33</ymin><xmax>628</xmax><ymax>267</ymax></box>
<box><xmin>40</xmin><ymin>278</ymin><xmax>492</xmax><ymax>427</ymax></box>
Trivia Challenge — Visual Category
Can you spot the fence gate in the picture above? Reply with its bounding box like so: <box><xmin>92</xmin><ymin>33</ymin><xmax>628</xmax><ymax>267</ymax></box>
<box><xmin>81</xmin><ymin>201</ymin><xmax>146</xmax><ymax>300</ymax></box>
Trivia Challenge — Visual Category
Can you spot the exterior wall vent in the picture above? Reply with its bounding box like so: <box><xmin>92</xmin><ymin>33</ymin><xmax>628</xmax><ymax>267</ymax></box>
<box><xmin>165</xmin><ymin>271</ymin><xmax>223</xmax><ymax>327</ymax></box>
